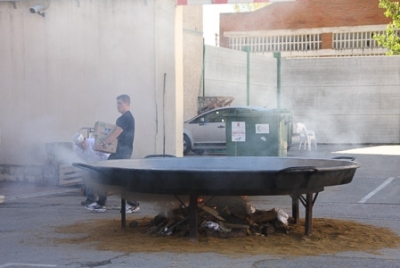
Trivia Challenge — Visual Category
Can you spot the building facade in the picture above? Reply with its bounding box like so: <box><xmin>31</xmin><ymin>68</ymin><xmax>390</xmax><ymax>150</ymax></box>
<box><xmin>182</xmin><ymin>6</ymin><xmax>204</xmax><ymax>120</ymax></box>
<box><xmin>220</xmin><ymin>0</ymin><xmax>394</xmax><ymax>57</ymax></box>
<box><xmin>0</xmin><ymin>0</ymin><xmax>183</xmax><ymax>166</ymax></box>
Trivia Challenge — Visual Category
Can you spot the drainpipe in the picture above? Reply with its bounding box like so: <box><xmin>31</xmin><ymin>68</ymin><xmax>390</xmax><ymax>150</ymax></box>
<box><xmin>273</xmin><ymin>52</ymin><xmax>281</xmax><ymax>108</ymax></box>
<box><xmin>202</xmin><ymin>39</ymin><xmax>205</xmax><ymax>97</ymax></box>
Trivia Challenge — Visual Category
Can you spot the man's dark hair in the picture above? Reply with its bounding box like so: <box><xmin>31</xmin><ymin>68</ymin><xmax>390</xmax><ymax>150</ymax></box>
<box><xmin>117</xmin><ymin>94</ymin><xmax>130</xmax><ymax>105</ymax></box>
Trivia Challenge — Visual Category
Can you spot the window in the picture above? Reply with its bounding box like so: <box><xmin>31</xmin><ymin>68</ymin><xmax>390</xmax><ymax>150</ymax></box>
<box><xmin>332</xmin><ymin>31</ymin><xmax>391</xmax><ymax>49</ymax></box>
<box><xmin>228</xmin><ymin>34</ymin><xmax>321</xmax><ymax>52</ymax></box>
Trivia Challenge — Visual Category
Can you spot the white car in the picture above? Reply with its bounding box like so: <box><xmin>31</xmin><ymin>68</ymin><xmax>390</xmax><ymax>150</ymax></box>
<box><xmin>183</xmin><ymin>106</ymin><xmax>268</xmax><ymax>155</ymax></box>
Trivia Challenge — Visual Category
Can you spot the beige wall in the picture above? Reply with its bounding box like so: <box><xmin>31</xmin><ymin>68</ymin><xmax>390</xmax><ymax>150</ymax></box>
<box><xmin>182</xmin><ymin>6</ymin><xmax>203</xmax><ymax>121</ymax></box>
<box><xmin>203</xmin><ymin>46</ymin><xmax>400</xmax><ymax>144</ymax></box>
<box><xmin>281</xmin><ymin>56</ymin><xmax>400</xmax><ymax>144</ymax></box>
<box><xmin>204</xmin><ymin>45</ymin><xmax>277</xmax><ymax>108</ymax></box>
<box><xmin>0</xmin><ymin>0</ymin><xmax>183</xmax><ymax>165</ymax></box>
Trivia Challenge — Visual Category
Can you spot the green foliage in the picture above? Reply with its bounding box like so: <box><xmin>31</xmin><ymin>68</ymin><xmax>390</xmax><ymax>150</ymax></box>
<box><xmin>233</xmin><ymin>3</ymin><xmax>269</xmax><ymax>13</ymax></box>
<box><xmin>373</xmin><ymin>0</ymin><xmax>400</xmax><ymax>55</ymax></box>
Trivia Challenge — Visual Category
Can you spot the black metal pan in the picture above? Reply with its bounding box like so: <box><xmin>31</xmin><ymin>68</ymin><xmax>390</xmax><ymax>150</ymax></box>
<box><xmin>73</xmin><ymin>156</ymin><xmax>360</xmax><ymax>196</ymax></box>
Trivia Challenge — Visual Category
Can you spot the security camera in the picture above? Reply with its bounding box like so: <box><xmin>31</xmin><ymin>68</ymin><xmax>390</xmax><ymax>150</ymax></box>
<box><xmin>29</xmin><ymin>4</ymin><xmax>46</xmax><ymax>14</ymax></box>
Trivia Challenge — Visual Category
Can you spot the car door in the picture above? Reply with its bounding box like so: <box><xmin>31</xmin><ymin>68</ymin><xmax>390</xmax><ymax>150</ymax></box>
<box><xmin>190</xmin><ymin>108</ymin><xmax>235</xmax><ymax>148</ymax></box>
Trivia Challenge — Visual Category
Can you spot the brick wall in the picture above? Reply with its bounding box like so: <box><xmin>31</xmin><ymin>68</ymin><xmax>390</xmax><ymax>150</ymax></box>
<box><xmin>220</xmin><ymin>0</ymin><xmax>391</xmax><ymax>48</ymax></box>
<box><xmin>321</xmin><ymin>33</ymin><xmax>332</xmax><ymax>49</ymax></box>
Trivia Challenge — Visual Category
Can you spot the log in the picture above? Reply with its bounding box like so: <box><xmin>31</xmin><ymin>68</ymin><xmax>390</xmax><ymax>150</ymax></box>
<box><xmin>222</xmin><ymin>222</ymin><xmax>250</xmax><ymax>230</ymax></box>
<box><xmin>199</xmin><ymin>204</ymin><xmax>226</xmax><ymax>221</ymax></box>
<box><xmin>251</xmin><ymin>209</ymin><xmax>278</xmax><ymax>223</ymax></box>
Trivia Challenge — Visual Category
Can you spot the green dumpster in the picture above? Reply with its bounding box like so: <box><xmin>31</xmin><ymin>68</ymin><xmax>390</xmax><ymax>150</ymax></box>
<box><xmin>224</xmin><ymin>109</ymin><xmax>293</xmax><ymax>156</ymax></box>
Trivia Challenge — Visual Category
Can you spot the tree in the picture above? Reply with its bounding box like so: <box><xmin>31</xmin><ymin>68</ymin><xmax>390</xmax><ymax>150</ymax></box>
<box><xmin>233</xmin><ymin>3</ymin><xmax>269</xmax><ymax>13</ymax></box>
<box><xmin>373</xmin><ymin>0</ymin><xmax>400</xmax><ymax>55</ymax></box>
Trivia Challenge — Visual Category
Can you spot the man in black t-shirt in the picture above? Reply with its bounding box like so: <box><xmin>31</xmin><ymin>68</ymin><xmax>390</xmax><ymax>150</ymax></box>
<box><xmin>108</xmin><ymin>96</ymin><xmax>135</xmax><ymax>159</ymax></box>
<box><xmin>86</xmin><ymin>94</ymin><xmax>139</xmax><ymax>213</ymax></box>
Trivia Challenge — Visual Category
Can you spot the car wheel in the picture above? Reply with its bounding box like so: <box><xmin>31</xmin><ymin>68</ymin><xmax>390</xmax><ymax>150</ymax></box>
<box><xmin>183</xmin><ymin>135</ymin><xmax>191</xmax><ymax>155</ymax></box>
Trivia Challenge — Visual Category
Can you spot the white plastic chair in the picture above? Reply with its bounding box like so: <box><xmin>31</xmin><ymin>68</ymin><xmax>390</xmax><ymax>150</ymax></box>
<box><xmin>307</xmin><ymin>130</ymin><xmax>317</xmax><ymax>150</ymax></box>
<box><xmin>298</xmin><ymin>132</ymin><xmax>309</xmax><ymax>150</ymax></box>
<box><xmin>296</xmin><ymin>123</ymin><xmax>317</xmax><ymax>151</ymax></box>
<box><xmin>296</xmin><ymin>123</ymin><xmax>309</xmax><ymax>150</ymax></box>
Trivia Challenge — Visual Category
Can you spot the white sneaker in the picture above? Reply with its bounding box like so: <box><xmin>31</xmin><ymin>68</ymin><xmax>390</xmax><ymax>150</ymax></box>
<box><xmin>85</xmin><ymin>202</ymin><xmax>106</xmax><ymax>213</ymax></box>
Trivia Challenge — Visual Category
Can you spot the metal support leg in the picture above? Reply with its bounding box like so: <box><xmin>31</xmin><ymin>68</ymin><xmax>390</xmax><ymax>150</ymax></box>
<box><xmin>291</xmin><ymin>194</ymin><xmax>299</xmax><ymax>224</ymax></box>
<box><xmin>121</xmin><ymin>198</ymin><xmax>126</xmax><ymax>229</ymax></box>
<box><xmin>294</xmin><ymin>192</ymin><xmax>319</xmax><ymax>236</ymax></box>
<box><xmin>305</xmin><ymin>193</ymin><xmax>313</xmax><ymax>236</ymax></box>
<box><xmin>188</xmin><ymin>194</ymin><xmax>198</xmax><ymax>242</ymax></box>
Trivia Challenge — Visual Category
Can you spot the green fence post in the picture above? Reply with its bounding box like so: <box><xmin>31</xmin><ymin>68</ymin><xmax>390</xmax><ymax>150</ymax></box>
<box><xmin>273</xmin><ymin>52</ymin><xmax>281</xmax><ymax>108</ymax></box>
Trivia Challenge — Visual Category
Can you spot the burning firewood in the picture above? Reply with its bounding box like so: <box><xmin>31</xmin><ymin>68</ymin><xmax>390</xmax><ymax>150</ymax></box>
<box><xmin>132</xmin><ymin>196</ymin><xmax>292</xmax><ymax>238</ymax></box>
<box><xmin>258</xmin><ymin>223</ymin><xmax>276</xmax><ymax>236</ymax></box>
<box><xmin>198</xmin><ymin>204</ymin><xmax>226</xmax><ymax>221</ymax></box>
<box><xmin>250</xmin><ymin>209</ymin><xmax>278</xmax><ymax>223</ymax></box>
<box><xmin>221</xmin><ymin>222</ymin><xmax>250</xmax><ymax>230</ymax></box>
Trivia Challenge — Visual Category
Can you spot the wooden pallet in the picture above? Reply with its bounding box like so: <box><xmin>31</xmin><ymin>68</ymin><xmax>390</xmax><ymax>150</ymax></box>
<box><xmin>59</xmin><ymin>165</ymin><xmax>85</xmax><ymax>186</ymax></box>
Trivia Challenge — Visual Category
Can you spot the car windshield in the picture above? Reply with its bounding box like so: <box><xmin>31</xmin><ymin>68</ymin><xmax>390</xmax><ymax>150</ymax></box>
<box><xmin>187</xmin><ymin>107</ymin><xmax>267</xmax><ymax>124</ymax></box>
<box><xmin>192</xmin><ymin>108</ymin><xmax>235</xmax><ymax>123</ymax></box>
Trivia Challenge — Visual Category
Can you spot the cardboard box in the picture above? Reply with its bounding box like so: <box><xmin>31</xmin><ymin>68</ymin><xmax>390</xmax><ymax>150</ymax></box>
<box><xmin>93</xmin><ymin>121</ymin><xmax>118</xmax><ymax>153</ymax></box>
